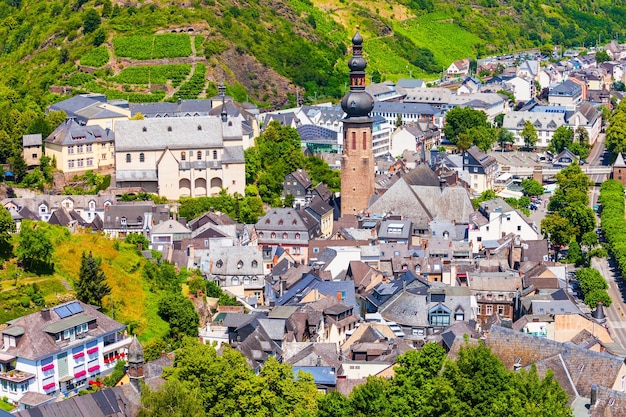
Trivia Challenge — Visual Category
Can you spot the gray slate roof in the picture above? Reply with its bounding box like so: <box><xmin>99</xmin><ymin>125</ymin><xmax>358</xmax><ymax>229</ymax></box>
<box><xmin>45</xmin><ymin>118</ymin><xmax>114</xmax><ymax>146</ymax></box>
<box><xmin>114</xmin><ymin>116</ymin><xmax>242</xmax><ymax>152</ymax></box>
<box><xmin>130</xmin><ymin>99</ymin><xmax>213</xmax><ymax>117</ymax></box>
<box><xmin>22</xmin><ymin>134</ymin><xmax>42</xmax><ymax>147</ymax></box>
<box><xmin>207</xmin><ymin>246</ymin><xmax>264</xmax><ymax>277</ymax></box>
<box><xmin>367</xmin><ymin>177</ymin><xmax>474</xmax><ymax>225</ymax></box>
<box><xmin>15</xmin><ymin>386</ymin><xmax>137</xmax><ymax>417</ymax></box>
<box><xmin>1</xmin><ymin>301</ymin><xmax>126</xmax><ymax>361</ymax></box>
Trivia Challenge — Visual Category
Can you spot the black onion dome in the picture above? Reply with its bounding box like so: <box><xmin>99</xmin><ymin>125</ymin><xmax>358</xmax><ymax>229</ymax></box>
<box><xmin>348</xmin><ymin>55</ymin><xmax>367</xmax><ymax>72</ymax></box>
<box><xmin>341</xmin><ymin>91</ymin><xmax>374</xmax><ymax>117</ymax></box>
<box><xmin>352</xmin><ymin>31</ymin><xmax>363</xmax><ymax>46</ymax></box>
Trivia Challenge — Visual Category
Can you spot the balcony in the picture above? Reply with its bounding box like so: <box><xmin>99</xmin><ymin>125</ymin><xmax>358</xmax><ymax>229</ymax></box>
<box><xmin>0</xmin><ymin>370</ymin><xmax>35</xmax><ymax>383</ymax></box>
<box><xmin>102</xmin><ymin>337</ymin><xmax>132</xmax><ymax>354</ymax></box>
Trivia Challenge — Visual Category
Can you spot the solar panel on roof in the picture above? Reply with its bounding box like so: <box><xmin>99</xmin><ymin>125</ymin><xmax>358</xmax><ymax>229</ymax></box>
<box><xmin>54</xmin><ymin>305</ymin><xmax>71</xmax><ymax>318</ymax></box>
<box><xmin>66</xmin><ymin>301</ymin><xmax>84</xmax><ymax>315</ymax></box>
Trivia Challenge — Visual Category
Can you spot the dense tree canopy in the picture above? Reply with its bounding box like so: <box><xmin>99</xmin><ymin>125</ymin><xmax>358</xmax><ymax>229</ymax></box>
<box><xmin>606</xmin><ymin>101</ymin><xmax>626</xmax><ymax>157</ymax></box>
<box><xmin>146</xmin><ymin>339</ymin><xmax>319</xmax><ymax>417</ymax></box>
<box><xmin>134</xmin><ymin>334</ymin><xmax>572</xmax><ymax>417</ymax></box>
<box><xmin>15</xmin><ymin>220</ymin><xmax>53</xmax><ymax>273</ymax></box>
<box><xmin>157</xmin><ymin>293</ymin><xmax>199</xmax><ymax>342</ymax></box>
<box><xmin>443</xmin><ymin>107</ymin><xmax>490</xmax><ymax>145</ymax></box>
<box><xmin>542</xmin><ymin>162</ymin><xmax>594</xmax><ymax>246</ymax></box>
<box><xmin>245</xmin><ymin>120</ymin><xmax>339</xmax><ymax>206</ymax></box>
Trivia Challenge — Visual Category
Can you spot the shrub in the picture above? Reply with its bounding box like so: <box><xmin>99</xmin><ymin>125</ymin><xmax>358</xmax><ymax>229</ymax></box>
<box><xmin>113</xmin><ymin>34</ymin><xmax>191</xmax><ymax>60</ymax></box>
<box><xmin>80</xmin><ymin>46</ymin><xmax>110</xmax><ymax>67</ymax></box>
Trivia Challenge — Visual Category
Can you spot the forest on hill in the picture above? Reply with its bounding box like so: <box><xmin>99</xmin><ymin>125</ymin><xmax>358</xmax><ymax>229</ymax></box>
<box><xmin>1</xmin><ymin>0</ymin><xmax>626</xmax><ymax>114</ymax></box>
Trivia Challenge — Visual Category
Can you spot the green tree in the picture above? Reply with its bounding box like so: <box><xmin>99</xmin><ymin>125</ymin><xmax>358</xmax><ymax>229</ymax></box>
<box><xmin>139</xmin><ymin>379</ymin><xmax>206</xmax><ymax>417</ymax></box>
<box><xmin>9</xmin><ymin>154</ymin><xmax>28</xmax><ymax>183</ymax></box>
<box><xmin>595</xmin><ymin>49</ymin><xmax>611</xmax><ymax>63</ymax></box>
<box><xmin>565</xmin><ymin>239</ymin><xmax>584</xmax><ymax>267</ymax></box>
<box><xmin>521</xmin><ymin>178</ymin><xmax>544</xmax><ymax>196</ymax></box>
<box><xmin>45</xmin><ymin>110</ymin><xmax>68</xmax><ymax>132</ymax></box>
<box><xmin>75</xmin><ymin>251</ymin><xmax>111</xmax><ymax>307</ymax></box>
<box><xmin>82</xmin><ymin>8</ymin><xmax>101</xmax><ymax>34</ymax></box>
<box><xmin>101</xmin><ymin>0</ymin><xmax>113</xmax><ymax>17</ymax></box>
<box><xmin>125</xmin><ymin>232</ymin><xmax>150</xmax><ymax>252</ymax></box>
<box><xmin>576</xmin><ymin>268</ymin><xmax>608</xmax><ymax>294</ymax></box>
<box><xmin>0</xmin><ymin>207</ymin><xmax>15</xmax><ymax>259</ymax></box>
<box><xmin>283</xmin><ymin>193</ymin><xmax>295</xmax><ymax>207</ymax></box>
<box><xmin>443</xmin><ymin>107</ymin><xmax>489</xmax><ymax>145</ymax></box>
<box><xmin>143</xmin><ymin>338</ymin><xmax>170</xmax><ymax>362</ymax></box>
<box><xmin>541</xmin><ymin>213</ymin><xmax>572</xmax><ymax>248</ymax></box>
<box><xmin>93</xmin><ymin>27</ymin><xmax>107</xmax><ymax>46</ymax></box>
<box><xmin>349</xmin><ymin>376</ymin><xmax>393</xmax><ymax>417</ymax></box>
<box><xmin>469</xmin><ymin>125</ymin><xmax>497</xmax><ymax>152</ymax></box>
<box><xmin>497</xmin><ymin>128</ymin><xmax>515</xmax><ymax>150</ymax></box>
<box><xmin>317</xmin><ymin>391</ymin><xmax>353</xmax><ymax>417</ymax></box>
<box><xmin>549</xmin><ymin>126</ymin><xmax>573</xmax><ymax>154</ymax></box>
<box><xmin>560</xmin><ymin>202</ymin><xmax>595</xmax><ymax>242</ymax></box>
<box><xmin>258</xmin><ymin>357</ymin><xmax>320</xmax><ymax>416</ymax></box>
<box><xmin>521</xmin><ymin>120</ymin><xmax>539</xmax><ymax>149</ymax></box>
<box><xmin>15</xmin><ymin>221</ymin><xmax>54</xmax><ymax>273</ymax></box>
<box><xmin>584</xmin><ymin>288</ymin><xmax>612</xmax><ymax>308</ymax></box>
<box><xmin>158</xmin><ymin>293</ymin><xmax>199</xmax><ymax>341</ymax></box>
<box><xmin>581</xmin><ymin>230</ymin><xmax>598</xmax><ymax>250</ymax></box>
<box><xmin>606</xmin><ymin>110</ymin><xmax>626</xmax><ymax>156</ymax></box>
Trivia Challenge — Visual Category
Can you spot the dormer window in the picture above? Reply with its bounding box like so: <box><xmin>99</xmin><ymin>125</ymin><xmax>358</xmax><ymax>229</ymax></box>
<box><xmin>197</xmin><ymin>125</ymin><xmax>202</xmax><ymax>131</ymax></box>
<box><xmin>167</xmin><ymin>126</ymin><xmax>172</xmax><ymax>132</ymax></box>
<box><xmin>142</xmin><ymin>127</ymin><xmax>147</xmax><ymax>132</ymax></box>
<box><xmin>121</xmin><ymin>217</ymin><xmax>127</xmax><ymax>226</ymax></box>
<box><xmin>216</xmin><ymin>259</ymin><xmax>223</xmax><ymax>268</ymax></box>
<box><xmin>237</xmin><ymin>260</ymin><xmax>243</xmax><ymax>269</ymax></box>
<box><xmin>251</xmin><ymin>260</ymin><xmax>258</xmax><ymax>268</ymax></box>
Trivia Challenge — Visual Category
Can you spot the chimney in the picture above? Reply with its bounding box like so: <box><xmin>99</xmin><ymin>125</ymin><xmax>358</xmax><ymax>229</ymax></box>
<box><xmin>590</xmin><ymin>384</ymin><xmax>598</xmax><ymax>407</ymax></box>
<box><xmin>40</xmin><ymin>308</ymin><xmax>51</xmax><ymax>321</ymax></box>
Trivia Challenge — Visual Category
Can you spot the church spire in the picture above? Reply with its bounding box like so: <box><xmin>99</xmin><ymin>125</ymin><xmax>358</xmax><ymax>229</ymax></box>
<box><xmin>341</xmin><ymin>30</ymin><xmax>374</xmax><ymax>120</ymax></box>
<box><xmin>219</xmin><ymin>82</ymin><xmax>228</xmax><ymax>122</ymax></box>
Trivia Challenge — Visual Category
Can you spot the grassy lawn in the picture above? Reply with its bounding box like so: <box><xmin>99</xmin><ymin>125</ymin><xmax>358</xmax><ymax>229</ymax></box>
<box><xmin>0</xmin><ymin>399</ymin><xmax>14</xmax><ymax>412</ymax></box>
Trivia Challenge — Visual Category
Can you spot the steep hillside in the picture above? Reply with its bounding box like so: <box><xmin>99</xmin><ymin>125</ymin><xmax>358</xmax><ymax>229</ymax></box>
<box><xmin>0</xmin><ymin>225</ymin><xmax>168</xmax><ymax>343</ymax></box>
<box><xmin>0</xmin><ymin>0</ymin><xmax>625</xmax><ymax>112</ymax></box>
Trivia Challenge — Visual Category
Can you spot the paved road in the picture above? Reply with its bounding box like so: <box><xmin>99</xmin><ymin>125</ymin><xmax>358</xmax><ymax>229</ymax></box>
<box><xmin>592</xmin><ymin>256</ymin><xmax>626</xmax><ymax>350</ymax></box>
<box><xmin>587</xmin><ymin>132</ymin><xmax>608</xmax><ymax>167</ymax></box>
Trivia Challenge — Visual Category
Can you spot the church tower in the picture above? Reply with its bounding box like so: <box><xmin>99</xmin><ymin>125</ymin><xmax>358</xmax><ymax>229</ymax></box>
<box><xmin>340</xmin><ymin>31</ymin><xmax>375</xmax><ymax>216</ymax></box>
<box><xmin>127</xmin><ymin>336</ymin><xmax>144</xmax><ymax>392</ymax></box>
